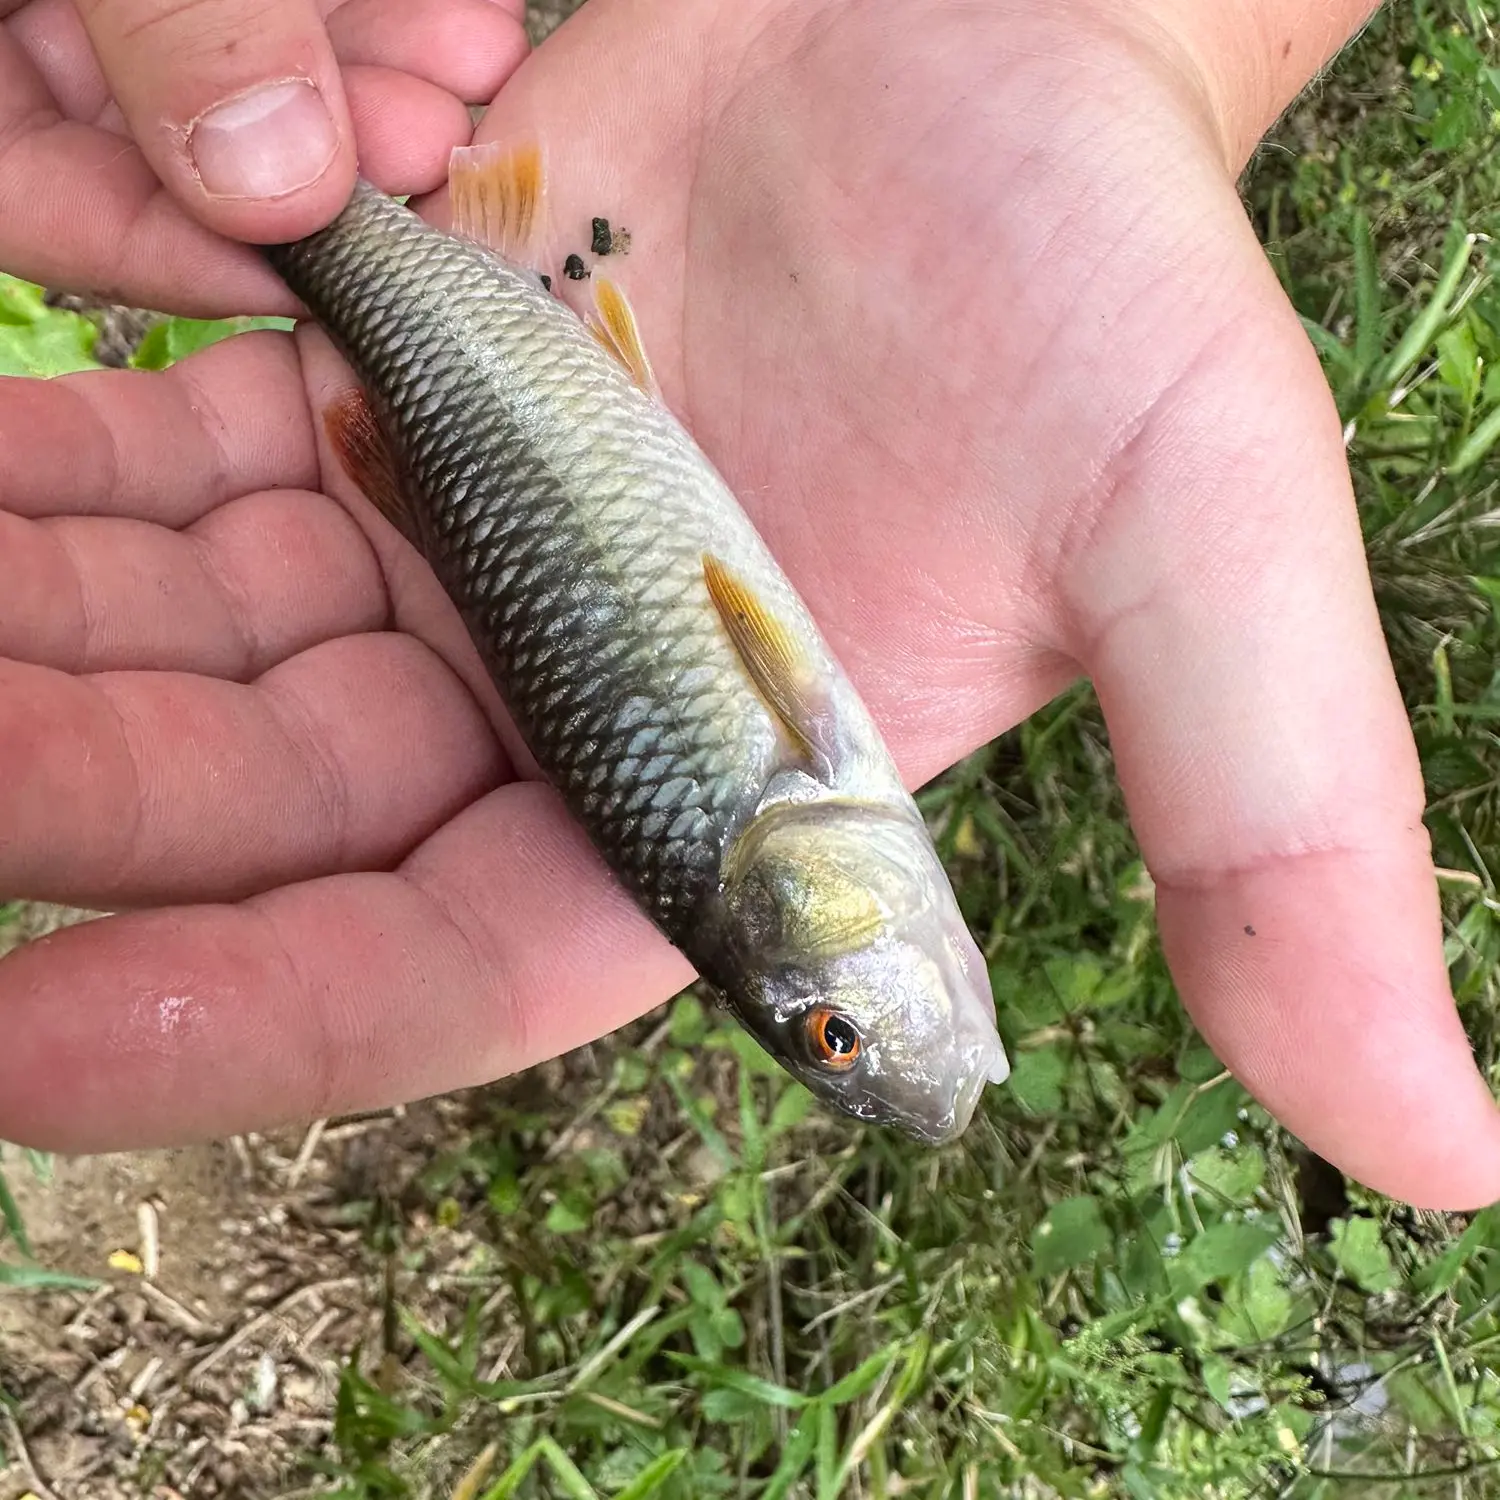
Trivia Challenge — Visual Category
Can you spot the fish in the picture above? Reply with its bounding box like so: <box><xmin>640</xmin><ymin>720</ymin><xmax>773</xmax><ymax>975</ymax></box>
<box><xmin>264</xmin><ymin>143</ymin><xmax>1009</xmax><ymax>1144</ymax></box>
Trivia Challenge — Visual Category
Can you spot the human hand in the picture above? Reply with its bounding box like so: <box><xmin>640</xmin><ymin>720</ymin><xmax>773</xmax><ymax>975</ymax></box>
<box><xmin>3</xmin><ymin>0</ymin><xmax>1495</xmax><ymax>1210</ymax></box>
<box><xmin>0</xmin><ymin>0</ymin><xmax>527</xmax><ymax>309</ymax></box>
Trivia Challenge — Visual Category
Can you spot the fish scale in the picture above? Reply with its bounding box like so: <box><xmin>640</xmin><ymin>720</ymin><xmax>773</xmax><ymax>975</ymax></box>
<box><xmin>267</xmin><ymin>182</ymin><xmax>794</xmax><ymax>941</ymax></box>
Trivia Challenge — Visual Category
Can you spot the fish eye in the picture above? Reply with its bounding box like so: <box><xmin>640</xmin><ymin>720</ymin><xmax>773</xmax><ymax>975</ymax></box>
<box><xmin>805</xmin><ymin>1008</ymin><xmax>862</xmax><ymax>1071</ymax></box>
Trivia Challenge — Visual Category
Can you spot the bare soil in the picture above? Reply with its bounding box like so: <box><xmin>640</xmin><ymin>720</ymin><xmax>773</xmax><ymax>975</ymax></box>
<box><xmin>0</xmin><ymin>904</ymin><xmax>639</xmax><ymax>1499</ymax></box>
<box><xmin>0</xmin><ymin>935</ymin><xmax>509</xmax><ymax>1499</ymax></box>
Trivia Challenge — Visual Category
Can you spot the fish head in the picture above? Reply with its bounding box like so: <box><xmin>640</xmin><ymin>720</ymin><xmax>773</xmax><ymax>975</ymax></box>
<box><xmin>713</xmin><ymin>799</ymin><xmax>1009</xmax><ymax>1144</ymax></box>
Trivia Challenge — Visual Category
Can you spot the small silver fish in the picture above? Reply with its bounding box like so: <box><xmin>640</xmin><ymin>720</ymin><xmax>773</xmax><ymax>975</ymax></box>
<box><xmin>265</xmin><ymin>144</ymin><xmax>1009</xmax><ymax>1143</ymax></box>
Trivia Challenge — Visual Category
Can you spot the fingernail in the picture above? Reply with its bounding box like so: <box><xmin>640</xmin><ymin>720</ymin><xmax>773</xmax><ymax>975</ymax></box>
<box><xmin>190</xmin><ymin>79</ymin><xmax>338</xmax><ymax>200</ymax></box>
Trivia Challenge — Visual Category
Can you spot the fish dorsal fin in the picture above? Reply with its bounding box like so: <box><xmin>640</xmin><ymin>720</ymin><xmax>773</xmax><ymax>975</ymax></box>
<box><xmin>449</xmin><ymin>141</ymin><xmax>547</xmax><ymax>266</ymax></box>
<box><xmin>586</xmin><ymin>277</ymin><xmax>660</xmax><ymax>398</ymax></box>
<box><xmin>322</xmin><ymin>387</ymin><xmax>419</xmax><ymax>548</ymax></box>
<box><xmin>703</xmin><ymin>553</ymin><xmax>835</xmax><ymax>771</ymax></box>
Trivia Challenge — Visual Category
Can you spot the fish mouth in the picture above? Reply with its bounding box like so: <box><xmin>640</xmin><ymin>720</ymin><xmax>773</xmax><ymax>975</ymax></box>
<box><xmin>946</xmin><ymin>1021</ymin><xmax>1013</xmax><ymax>1142</ymax></box>
<box><xmin>890</xmin><ymin>1046</ymin><xmax>1003</xmax><ymax>1147</ymax></box>
<box><xmin>903</xmin><ymin>1009</ymin><xmax>1010</xmax><ymax>1146</ymax></box>
<box><xmin>938</xmin><ymin>1069</ymin><xmax>992</xmax><ymax>1144</ymax></box>
<box><xmin>980</xmin><ymin>1030</ymin><xmax>1011</xmax><ymax>1086</ymax></box>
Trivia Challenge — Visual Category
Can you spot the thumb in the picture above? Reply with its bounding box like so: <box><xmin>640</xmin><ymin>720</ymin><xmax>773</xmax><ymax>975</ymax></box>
<box><xmin>1066</xmin><ymin>194</ymin><xmax>1500</xmax><ymax>1210</ymax></box>
<box><xmin>73</xmin><ymin>0</ymin><xmax>356</xmax><ymax>242</ymax></box>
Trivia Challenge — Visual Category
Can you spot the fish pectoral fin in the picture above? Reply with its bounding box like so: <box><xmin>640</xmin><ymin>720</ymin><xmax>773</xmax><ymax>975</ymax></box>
<box><xmin>702</xmin><ymin>553</ymin><xmax>834</xmax><ymax>770</ymax></box>
<box><xmin>449</xmin><ymin>140</ymin><xmax>548</xmax><ymax>268</ymax></box>
<box><xmin>586</xmin><ymin>278</ymin><xmax>660</xmax><ymax>399</ymax></box>
<box><xmin>322</xmin><ymin>388</ymin><xmax>419</xmax><ymax>547</ymax></box>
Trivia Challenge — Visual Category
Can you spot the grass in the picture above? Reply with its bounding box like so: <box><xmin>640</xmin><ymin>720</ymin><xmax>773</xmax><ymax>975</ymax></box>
<box><xmin>5</xmin><ymin>3</ymin><xmax>1500</xmax><ymax>1495</ymax></box>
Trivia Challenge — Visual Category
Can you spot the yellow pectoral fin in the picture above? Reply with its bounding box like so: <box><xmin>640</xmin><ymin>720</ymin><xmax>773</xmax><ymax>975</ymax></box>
<box><xmin>703</xmin><ymin>553</ymin><xmax>831</xmax><ymax>767</ymax></box>
<box><xmin>586</xmin><ymin>277</ymin><xmax>660</xmax><ymax>399</ymax></box>
<box><xmin>448</xmin><ymin>140</ymin><xmax>547</xmax><ymax>267</ymax></box>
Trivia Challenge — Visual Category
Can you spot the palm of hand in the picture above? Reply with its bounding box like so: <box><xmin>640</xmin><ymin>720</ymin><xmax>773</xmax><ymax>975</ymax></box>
<box><xmin>2</xmin><ymin>0</ymin><xmax>1497</xmax><ymax>1208</ymax></box>
<box><xmin>488</xmin><ymin>0</ymin><xmax>1493</xmax><ymax>1205</ymax></box>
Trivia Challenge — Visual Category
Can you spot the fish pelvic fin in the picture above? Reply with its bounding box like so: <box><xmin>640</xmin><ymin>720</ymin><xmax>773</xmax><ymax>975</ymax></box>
<box><xmin>586</xmin><ymin>277</ymin><xmax>661</xmax><ymax>399</ymax></box>
<box><xmin>323</xmin><ymin>388</ymin><xmax>419</xmax><ymax>548</ymax></box>
<box><xmin>449</xmin><ymin>140</ymin><xmax>548</xmax><ymax>268</ymax></box>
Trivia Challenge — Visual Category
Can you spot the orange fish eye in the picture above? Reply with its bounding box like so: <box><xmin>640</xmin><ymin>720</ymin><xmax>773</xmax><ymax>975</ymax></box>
<box><xmin>806</xmin><ymin>1008</ymin><xmax>861</xmax><ymax>1070</ymax></box>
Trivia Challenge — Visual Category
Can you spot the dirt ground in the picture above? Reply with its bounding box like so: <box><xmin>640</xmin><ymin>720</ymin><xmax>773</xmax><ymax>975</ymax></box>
<box><xmin>2</xmin><ymin>6</ymin><xmax>597</xmax><ymax>1497</ymax></box>
<box><xmin>2</xmin><ymin>1108</ymin><xmax>397</xmax><ymax>1498</ymax></box>
<box><xmin>0</xmin><ymin>899</ymin><xmax>626</xmax><ymax>1500</ymax></box>
<box><xmin>0</xmin><ymin>905</ymin><xmax>520</xmax><ymax>1499</ymax></box>
<box><xmin>3</xmin><ymin>1101</ymin><xmax>556</xmax><ymax>1500</ymax></box>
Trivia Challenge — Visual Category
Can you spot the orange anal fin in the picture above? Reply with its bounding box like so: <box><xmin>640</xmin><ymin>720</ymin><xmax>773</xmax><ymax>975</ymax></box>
<box><xmin>322</xmin><ymin>388</ymin><xmax>418</xmax><ymax>547</ymax></box>
<box><xmin>449</xmin><ymin>141</ymin><xmax>547</xmax><ymax>267</ymax></box>
<box><xmin>703</xmin><ymin>553</ymin><xmax>830</xmax><ymax>768</ymax></box>
<box><xmin>586</xmin><ymin>277</ymin><xmax>660</xmax><ymax>399</ymax></box>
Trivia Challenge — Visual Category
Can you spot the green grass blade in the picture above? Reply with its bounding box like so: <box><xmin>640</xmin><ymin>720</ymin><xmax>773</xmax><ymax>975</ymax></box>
<box><xmin>399</xmin><ymin>1308</ymin><xmax>479</xmax><ymax>1392</ymax></box>
<box><xmin>1413</xmin><ymin>1205</ymin><xmax>1500</xmax><ymax>1296</ymax></box>
<box><xmin>761</xmin><ymin>1410</ymin><xmax>819</xmax><ymax>1500</ymax></box>
<box><xmin>1298</xmin><ymin>315</ymin><xmax>1358</xmax><ymax>377</ymax></box>
<box><xmin>669</xmin><ymin>1355</ymin><xmax>809</xmax><ymax>1409</ymax></box>
<box><xmin>824</xmin><ymin>1345</ymin><xmax>900</xmax><ymax>1406</ymax></box>
<box><xmin>1447</xmin><ymin>396</ymin><xmax>1500</xmax><ymax>473</ymax></box>
<box><xmin>1352</xmin><ymin>209</ymin><xmax>1382</xmax><ymax>380</ymax></box>
<box><xmin>1432</xmin><ymin>640</ymin><xmax>1456</xmax><ymax>738</ymax></box>
<box><xmin>612</xmin><ymin>1450</ymin><xmax>688</xmax><ymax>1500</ymax></box>
<box><xmin>1376</xmin><ymin>225</ymin><xmax>1475</xmax><ymax>390</ymax></box>
<box><xmin>0</xmin><ymin>1261</ymin><xmax>99</xmax><ymax>1291</ymax></box>
<box><xmin>478</xmin><ymin>1440</ymin><xmax>545</xmax><ymax>1500</ymax></box>
<box><xmin>537</xmin><ymin>1437</ymin><xmax>598</xmax><ymax>1500</ymax></box>
<box><xmin>815</xmin><ymin>1403</ymin><xmax>841</xmax><ymax>1500</ymax></box>
<box><xmin>664</xmin><ymin>1074</ymin><xmax>736</xmax><ymax>1172</ymax></box>
<box><xmin>0</xmin><ymin>1167</ymin><xmax>32</xmax><ymax>1257</ymax></box>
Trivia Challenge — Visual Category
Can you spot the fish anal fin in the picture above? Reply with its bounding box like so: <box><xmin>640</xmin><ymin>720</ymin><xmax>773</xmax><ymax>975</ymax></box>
<box><xmin>449</xmin><ymin>140</ymin><xmax>547</xmax><ymax>266</ymax></box>
<box><xmin>323</xmin><ymin>388</ymin><xmax>418</xmax><ymax>547</ymax></box>
<box><xmin>703</xmin><ymin>553</ymin><xmax>831</xmax><ymax>767</ymax></box>
<box><xmin>586</xmin><ymin>277</ymin><xmax>660</xmax><ymax>398</ymax></box>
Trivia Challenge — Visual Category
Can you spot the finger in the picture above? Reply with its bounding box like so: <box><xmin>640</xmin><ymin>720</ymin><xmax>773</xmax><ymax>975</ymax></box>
<box><xmin>69</xmin><ymin>0</ymin><xmax>356</xmax><ymax>243</ymax></box>
<box><xmin>0</xmin><ymin>632</ymin><xmax>504</xmax><ymax>908</ymax></box>
<box><xmin>326</xmin><ymin>0</ymin><xmax>527</xmax><ymax>103</ymax></box>
<box><xmin>4</xmin><ymin>0</ymin><xmax>109</xmax><ymax>122</ymax></box>
<box><xmin>0</xmin><ymin>488</ymin><xmax>385</xmax><ymax>676</ymax></box>
<box><xmin>0</xmin><ymin>333</ymin><xmax>316</xmax><ymax>523</ymax></box>
<box><xmin>0</xmin><ymin>33</ymin><xmax>290</xmax><ymax>313</ymax></box>
<box><xmin>341</xmin><ymin>65</ymin><xmax>474</xmax><ymax>197</ymax></box>
<box><xmin>0</xmin><ymin>782</ymin><xmax>687</xmax><ymax>1150</ymax></box>
<box><xmin>1068</xmin><ymin>224</ymin><xmax>1500</xmax><ymax>1210</ymax></box>
<box><xmin>9</xmin><ymin>0</ymin><xmax>526</xmax><ymax>128</ymax></box>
